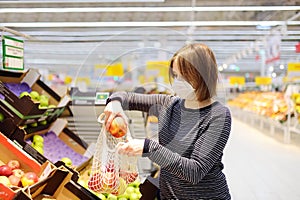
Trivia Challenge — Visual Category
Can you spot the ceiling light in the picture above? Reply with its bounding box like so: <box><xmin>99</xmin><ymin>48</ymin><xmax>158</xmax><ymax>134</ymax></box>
<box><xmin>0</xmin><ymin>0</ymin><xmax>164</xmax><ymax>3</ymax></box>
<box><xmin>0</xmin><ymin>6</ymin><xmax>300</xmax><ymax>13</ymax></box>
<box><xmin>1</xmin><ymin>21</ymin><xmax>295</xmax><ymax>28</ymax></box>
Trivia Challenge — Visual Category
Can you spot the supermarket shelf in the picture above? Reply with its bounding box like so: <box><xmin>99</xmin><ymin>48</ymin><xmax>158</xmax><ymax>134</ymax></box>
<box><xmin>229</xmin><ymin>106</ymin><xmax>291</xmax><ymax>143</ymax></box>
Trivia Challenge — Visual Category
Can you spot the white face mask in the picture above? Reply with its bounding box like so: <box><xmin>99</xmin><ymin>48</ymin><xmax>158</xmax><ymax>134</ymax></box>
<box><xmin>171</xmin><ymin>78</ymin><xmax>197</xmax><ymax>101</ymax></box>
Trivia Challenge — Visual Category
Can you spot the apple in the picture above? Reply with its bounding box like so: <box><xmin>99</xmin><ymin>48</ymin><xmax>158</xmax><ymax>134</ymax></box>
<box><xmin>95</xmin><ymin>193</ymin><xmax>107</xmax><ymax>200</ymax></box>
<box><xmin>30</xmin><ymin>122</ymin><xmax>38</xmax><ymax>127</ymax></box>
<box><xmin>33</xmin><ymin>141</ymin><xmax>44</xmax><ymax>148</ymax></box>
<box><xmin>19</xmin><ymin>91</ymin><xmax>30</xmax><ymax>98</ymax></box>
<box><xmin>106</xmin><ymin>193</ymin><xmax>117</xmax><ymax>200</ymax></box>
<box><xmin>88</xmin><ymin>173</ymin><xmax>103</xmax><ymax>192</ymax></box>
<box><xmin>21</xmin><ymin>172</ymin><xmax>38</xmax><ymax>187</ymax></box>
<box><xmin>61</xmin><ymin>157</ymin><xmax>72</xmax><ymax>167</ymax></box>
<box><xmin>0</xmin><ymin>113</ymin><xmax>4</xmax><ymax>122</ymax></box>
<box><xmin>120</xmin><ymin>171</ymin><xmax>138</xmax><ymax>184</ymax></box>
<box><xmin>0</xmin><ymin>176</ymin><xmax>11</xmax><ymax>187</ymax></box>
<box><xmin>39</xmin><ymin>120</ymin><xmax>47</xmax><ymax>125</ymax></box>
<box><xmin>105</xmin><ymin>161</ymin><xmax>115</xmax><ymax>173</ymax></box>
<box><xmin>112</xmin><ymin>177</ymin><xmax>127</xmax><ymax>196</ymax></box>
<box><xmin>31</xmin><ymin>144</ymin><xmax>44</xmax><ymax>155</ymax></box>
<box><xmin>129</xmin><ymin>192</ymin><xmax>139</xmax><ymax>200</ymax></box>
<box><xmin>108</xmin><ymin>116</ymin><xmax>127</xmax><ymax>138</ymax></box>
<box><xmin>33</xmin><ymin>135</ymin><xmax>44</xmax><ymax>143</ymax></box>
<box><xmin>8</xmin><ymin>175</ymin><xmax>21</xmax><ymax>187</ymax></box>
<box><xmin>0</xmin><ymin>165</ymin><xmax>13</xmax><ymax>176</ymax></box>
<box><xmin>7</xmin><ymin>160</ymin><xmax>20</xmax><ymax>170</ymax></box>
<box><xmin>30</xmin><ymin>91</ymin><xmax>40</xmax><ymax>101</ymax></box>
<box><xmin>39</xmin><ymin>95</ymin><xmax>49</xmax><ymax>107</ymax></box>
<box><xmin>12</xmin><ymin>169</ymin><xmax>25</xmax><ymax>178</ymax></box>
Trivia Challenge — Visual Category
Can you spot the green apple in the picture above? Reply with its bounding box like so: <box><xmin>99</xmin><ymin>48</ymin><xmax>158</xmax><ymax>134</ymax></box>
<box><xmin>33</xmin><ymin>146</ymin><xmax>44</xmax><ymax>155</ymax></box>
<box><xmin>95</xmin><ymin>193</ymin><xmax>107</xmax><ymax>200</ymax></box>
<box><xmin>107</xmin><ymin>194</ymin><xmax>117</xmax><ymax>200</ymax></box>
<box><xmin>19</xmin><ymin>91</ymin><xmax>30</xmax><ymax>98</ymax></box>
<box><xmin>0</xmin><ymin>113</ymin><xmax>5</xmax><ymax>122</ymax></box>
<box><xmin>129</xmin><ymin>193</ymin><xmax>139</xmax><ymax>200</ymax></box>
<box><xmin>39</xmin><ymin>96</ymin><xmax>49</xmax><ymax>107</ymax></box>
<box><xmin>30</xmin><ymin>91</ymin><xmax>40</xmax><ymax>101</ymax></box>
<box><xmin>61</xmin><ymin>157</ymin><xmax>72</xmax><ymax>167</ymax></box>
<box><xmin>33</xmin><ymin>141</ymin><xmax>44</xmax><ymax>148</ymax></box>
<box><xmin>33</xmin><ymin>135</ymin><xmax>44</xmax><ymax>143</ymax></box>
<box><xmin>30</xmin><ymin>122</ymin><xmax>38</xmax><ymax>127</ymax></box>
<box><xmin>39</xmin><ymin>120</ymin><xmax>47</xmax><ymax>125</ymax></box>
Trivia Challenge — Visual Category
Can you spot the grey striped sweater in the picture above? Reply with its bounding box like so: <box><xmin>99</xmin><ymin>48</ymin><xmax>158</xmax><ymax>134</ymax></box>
<box><xmin>108</xmin><ymin>92</ymin><xmax>231</xmax><ymax>200</ymax></box>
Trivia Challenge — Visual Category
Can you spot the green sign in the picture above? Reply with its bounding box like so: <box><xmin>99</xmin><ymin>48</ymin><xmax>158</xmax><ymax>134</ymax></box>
<box><xmin>2</xmin><ymin>35</ymin><xmax>24</xmax><ymax>70</ymax></box>
<box><xmin>95</xmin><ymin>92</ymin><xmax>109</xmax><ymax>105</ymax></box>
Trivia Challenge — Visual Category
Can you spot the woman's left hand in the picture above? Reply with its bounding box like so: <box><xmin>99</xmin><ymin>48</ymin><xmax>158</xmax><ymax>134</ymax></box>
<box><xmin>116</xmin><ymin>139</ymin><xmax>145</xmax><ymax>157</ymax></box>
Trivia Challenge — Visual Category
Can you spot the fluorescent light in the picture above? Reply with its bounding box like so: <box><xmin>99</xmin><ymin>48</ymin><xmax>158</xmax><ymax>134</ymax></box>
<box><xmin>0</xmin><ymin>6</ymin><xmax>300</xmax><ymax>13</ymax></box>
<box><xmin>1</xmin><ymin>21</ymin><xmax>294</xmax><ymax>27</ymax></box>
<box><xmin>0</xmin><ymin>0</ymin><xmax>164</xmax><ymax>3</ymax></box>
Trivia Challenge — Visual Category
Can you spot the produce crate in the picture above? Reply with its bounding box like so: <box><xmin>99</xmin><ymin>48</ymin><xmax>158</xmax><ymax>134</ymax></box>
<box><xmin>0</xmin><ymin>132</ymin><xmax>55</xmax><ymax>200</ymax></box>
<box><xmin>25</xmin><ymin>119</ymin><xmax>93</xmax><ymax>170</ymax></box>
<box><xmin>15</xmin><ymin>165</ymin><xmax>99</xmax><ymax>200</ymax></box>
<box><xmin>0</xmin><ymin>69</ymin><xmax>72</xmax><ymax>126</ymax></box>
<box><xmin>0</xmin><ymin>118</ymin><xmax>48</xmax><ymax>165</ymax></box>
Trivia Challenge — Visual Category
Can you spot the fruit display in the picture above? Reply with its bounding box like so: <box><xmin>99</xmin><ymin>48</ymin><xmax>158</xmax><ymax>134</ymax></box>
<box><xmin>291</xmin><ymin>93</ymin><xmax>300</xmax><ymax>122</ymax></box>
<box><xmin>0</xmin><ymin>159</ymin><xmax>39</xmax><ymax>188</ymax></box>
<box><xmin>78</xmin><ymin>163</ymin><xmax>142</xmax><ymax>200</ymax></box>
<box><xmin>26</xmin><ymin>131</ymin><xmax>89</xmax><ymax>167</ymax></box>
<box><xmin>228</xmin><ymin>91</ymin><xmax>289</xmax><ymax>122</ymax></box>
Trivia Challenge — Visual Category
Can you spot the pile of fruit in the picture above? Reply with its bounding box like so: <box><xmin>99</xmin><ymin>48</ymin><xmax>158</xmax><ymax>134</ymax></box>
<box><xmin>228</xmin><ymin>91</ymin><xmax>289</xmax><ymax>122</ymax></box>
<box><xmin>0</xmin><ymin>159</ymin><xmax>38</xmax><ymax>188</ymax></box>
<box><xmin>19</xmin><ymin>90</ymin><xmax>56</xmax><ymax>109</ymax></box>
<box><xmin>78</xmin><ymin>165</ymin><xmax>142</xmax><ymax>200</ymax></box>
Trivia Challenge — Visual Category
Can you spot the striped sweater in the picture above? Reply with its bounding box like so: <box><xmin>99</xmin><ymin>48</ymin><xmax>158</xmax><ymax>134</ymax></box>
<box><xmin>108</xmin><ymin>92</ymin><xmax>231</xmax><ymax>200</ymax></box>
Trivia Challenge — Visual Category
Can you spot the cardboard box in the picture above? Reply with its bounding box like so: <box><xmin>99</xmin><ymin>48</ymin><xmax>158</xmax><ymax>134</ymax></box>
<box><xmin>0</xmin><ymin>132</ymin><xmax>55</xmax><ymax>200</ymax></box>
<box><xmin>0</xmin><ymin>69</ymin><xmax>72</xmax><ymax>126</ymax></box>
<box><xmin>16</xmin><ymin>166</ymin><xmax>99</xmax><ymax>200</ymax></box>
<box><xmin>0</xmin><ymin>118</ymin><xmax>48</xmax><ymax>165</ymax></box>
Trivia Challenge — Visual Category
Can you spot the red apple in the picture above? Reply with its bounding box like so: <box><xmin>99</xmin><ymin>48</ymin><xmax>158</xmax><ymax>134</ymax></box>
<box><xmin>21</xmin><ymin>172</ymin><xmax>38</xmax><ymax>187</ymax></box>
<box><xmin>120</xmin><ymin>171</ymin><xmax>138</xmax><ymax>184</ymax></box>
<box><xmin>105</xmin><ymin>161</ymin><xmax>115</xmax><ymax>173</ymax></box>
<box><xmin>88</xmin><ymin>173</ymin><xmax>103</xmax><ymax>192</ymax></box>
<box><xmin>8</xmin><ymin>175</ymin><xmax>21</xmax><ymax>187</ymax></box>
<box><xmin>0</xmin><ymin>165</ymin><xmax>13</xmax><ymax>177</ymax></box>
<box><xmin>108</xmin><ymin>116</ymin><xmax>127</xmax><ymax>138</ymax></box>
<box><xmin>7</xmin><ymin>160</ymin><xmax>20</xmax><ymax>170</ymax></box>
<box><xmin>12</xmin><ymin>169</ymin><xmax>25</xmax><ymax>178</ymax></box>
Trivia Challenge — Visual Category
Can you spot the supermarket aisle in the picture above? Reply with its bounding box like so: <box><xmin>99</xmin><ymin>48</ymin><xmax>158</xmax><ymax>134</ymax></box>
<box><xmin>223</xmin><ymin>117</ymin><xmax>300</xmax><ymax>200</ymax></box>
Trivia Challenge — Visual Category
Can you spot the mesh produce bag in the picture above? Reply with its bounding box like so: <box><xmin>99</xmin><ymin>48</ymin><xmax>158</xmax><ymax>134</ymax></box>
<box><xmin>88</xmin><ymin>113</ymin><xmax>139</xmax><ymax>196</ymax></box>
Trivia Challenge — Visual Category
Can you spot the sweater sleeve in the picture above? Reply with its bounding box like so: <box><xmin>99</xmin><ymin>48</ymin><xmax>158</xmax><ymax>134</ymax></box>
<box><xmin>143</xmin><ymin>108</ymin><xmax>231</xmax><ymax>184</ymax></box>
<box><xmin>107</xmin><ymin>91</ymin><xmax>175</xmax><ymax>114</ymax></box>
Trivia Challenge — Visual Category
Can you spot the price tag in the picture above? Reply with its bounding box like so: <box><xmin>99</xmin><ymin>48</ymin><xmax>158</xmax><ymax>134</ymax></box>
<box><xmin>95</xmin><ymin>92</ymin><xmax>110</xmax><ymax>105</ymax></box>
<box><xmin>2</xmin><ymin>36</ymin><xmax>24</xmax><ymax>70</ymax></box>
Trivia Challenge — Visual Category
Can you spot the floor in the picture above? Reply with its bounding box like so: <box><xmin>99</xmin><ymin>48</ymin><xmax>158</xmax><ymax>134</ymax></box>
<box><xmin>223</xmin><ymin>118</ymin><xmax>300</xmax><ymax>200</ymax></box>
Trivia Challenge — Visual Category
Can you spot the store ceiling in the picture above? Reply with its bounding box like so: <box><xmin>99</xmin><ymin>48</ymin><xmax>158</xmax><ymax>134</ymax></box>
<box><xmin>0</xmin><ymin>0</ymin><xmax>300</xmax><ymax>81</ymax></box>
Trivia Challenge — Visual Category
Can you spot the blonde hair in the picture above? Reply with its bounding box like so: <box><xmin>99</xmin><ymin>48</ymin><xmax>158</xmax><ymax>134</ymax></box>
<box><xmin>169</xmin><ymin>43</ymin><xmax>218</xmax><ymax>102</ymax></box>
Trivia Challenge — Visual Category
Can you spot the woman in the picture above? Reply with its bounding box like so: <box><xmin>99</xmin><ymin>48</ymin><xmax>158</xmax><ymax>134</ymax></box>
<box><xmin>104</xmin><ymin>43</ymin><xmax>231</xmax><ymax>199</ymax></box>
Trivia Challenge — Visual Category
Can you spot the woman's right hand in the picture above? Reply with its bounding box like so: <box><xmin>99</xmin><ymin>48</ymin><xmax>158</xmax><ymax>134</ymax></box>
<box><xmin>103</xmin><ymin>100</ymin><xmax>128</xmax><ymax>131</ymax></box>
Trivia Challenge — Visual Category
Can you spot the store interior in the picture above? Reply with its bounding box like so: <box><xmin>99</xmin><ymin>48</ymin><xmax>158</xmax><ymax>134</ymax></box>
<box><xmin>0</xmin><ymin>0</ymin><xmax>300</xmax><ymax>200</ymax></box>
